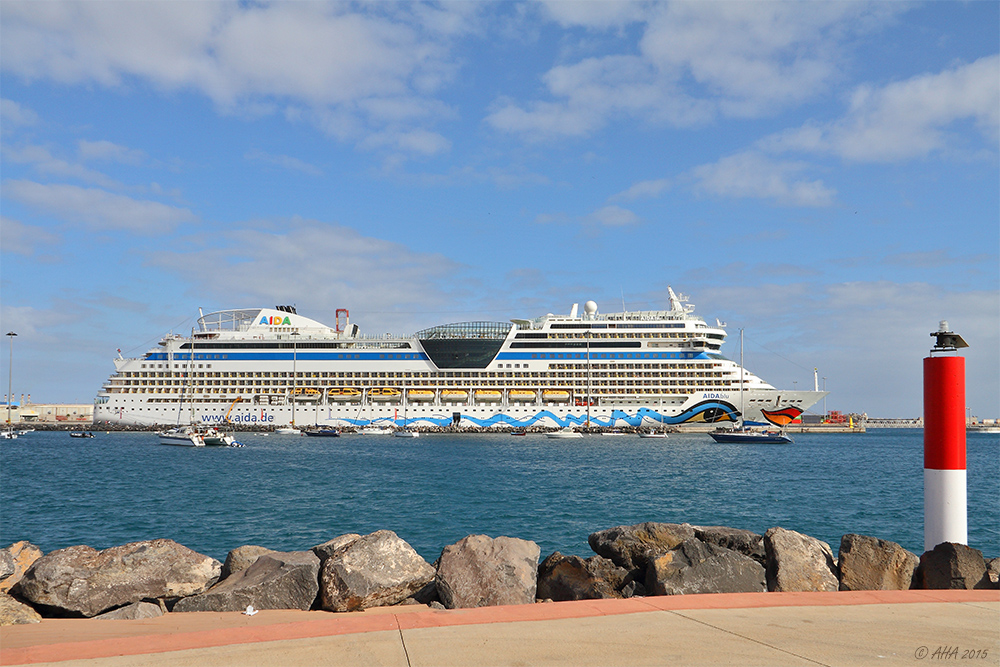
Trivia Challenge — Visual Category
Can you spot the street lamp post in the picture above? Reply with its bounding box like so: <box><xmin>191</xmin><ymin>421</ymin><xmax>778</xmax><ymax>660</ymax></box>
<box><xmin>6</xmin><ymin>332</ymin><xmax>16</xmax><ymax>428</ymax></box>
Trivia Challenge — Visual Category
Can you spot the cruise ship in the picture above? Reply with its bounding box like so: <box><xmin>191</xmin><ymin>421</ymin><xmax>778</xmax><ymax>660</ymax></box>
<box><xmin>93</xmin><ymin>288</ymin><xmax>826</xmax><ymax>429</ymax></box>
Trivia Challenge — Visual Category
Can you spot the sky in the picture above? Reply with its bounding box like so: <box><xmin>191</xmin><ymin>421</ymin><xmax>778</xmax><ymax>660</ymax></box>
<box><xmin>0</xmin><ymin>1</ymin><xmax>997</xmax><ymax>419</ymax></box>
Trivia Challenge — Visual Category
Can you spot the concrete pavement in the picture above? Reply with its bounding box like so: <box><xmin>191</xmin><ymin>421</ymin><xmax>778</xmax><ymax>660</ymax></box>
<box><xmin>2</xmin><ymin>590</ymin><xmax>997</xmax><ymax>666</ymax></box>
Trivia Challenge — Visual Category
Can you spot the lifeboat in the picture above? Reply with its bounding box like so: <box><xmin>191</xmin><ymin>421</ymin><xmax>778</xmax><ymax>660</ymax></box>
<box><xmin>369</xmin><ymin>387</ymin><xmax>402</xmax><ymax>401</ymax></box>
<box><xmin>474</xmin><ymin>390</ymin><xmax>502</xmax><ymax>403</ymax></box>
<box><xmin>542</xmin><ymin>390</ymin><xmax>571</xmax><ymax>403</ymax></box>
<box><xmin>508</xmin><ymin>390</ymin><xmax>536</xmax><ymax>402</ymax></box>
<box><xmin>406</xmin><ymin>389</ymin><xmax>435</xmax><ymax>402</ymax></box>
<box><xmin>327</xmin><ymin>388</ymin><xmax>362</xmax><ymax>402</ymax></box>
<box><xmin>292</xmin><ymin>388</ymin><xmax>321</xmax><ymax>401</ymax></box>
<box><xmin>441</xmin><ymin>389</ymin><xmax>469</xmax><ymax>402</ymax></box>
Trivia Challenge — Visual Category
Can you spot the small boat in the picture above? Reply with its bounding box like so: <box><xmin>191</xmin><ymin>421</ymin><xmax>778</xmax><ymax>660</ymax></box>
<box><xmin>709</xmin><ymin>428</ymin><xmax>792</xmax><ymax>444</ymax></box>
<box><xmin>304</xmin><ymin>428</ymin><xmax>340</xmax><ymax>437</ymax></box>
<box><xmin>359</xmin><ymin>425</ymin><xmax>393</xmax><ymax>435</ymax></box>
<box><xmin>509</xmin><ymin>390</ymin><xmax>536</xmax><ymax>402</ymax></box>
<box><xmin>157</xmin><ymin>427</ymin><xmax>205</xmax><ymax>447</ymax></box>
<box><xmin>638</xmin><ymin>431</ymin><xmax>667</xmax><ymax>439</ymax></box>
<box><xmin>69</xmin><ymin>431</ymin><xmax>95</xmax><ymax>439</ymax></box>
<box><xmin>708</xmin><ymin>329</ymin><xmax>792</xmax><ymax>446</ymax></box>
<box><xmin>201</xmin><ymin>428</ymin><xmax>239</xmax><ymax>446</ymax></box>
<box><xmin>369</xmin><ymin>388</ymin><xmax>401</xmax><ymax>402</ymax></box>
<box><xmin>542</xmin><ymin>390</ymin><xmax>571</xmax><ymax>403</ymax></box>
<box><xmin>474</xmin><ymin>390</ymin><xmax>502</xmax><ymax>403</ymax></box>
<box><xmin>510</xmin><ymin>430</ymin><xmax>527</xmax><ymax>436</ymax></box>
<box><xmin>441</xmin><ymin>389</ymin><xmax>468</xmax><ymax>402</ymax></box>
<box><xmin>406</xmin><ymin>389</ymin><xmax>435</xmax><ymax>402</ymax></box>
<box><xmin>291</xmin><ymin>388</ymin><xmax>322</xmax><ymax>402</ymax></box>
<box><xmin>546</xmin><ymin>426</ymin><xmax>583</xmax><ymax>439</ymax></box>
<box><xmin>327</xmin><ymin>388</ymin><xmax>363</xmax><ymax>402</ymax></box>
<box><xmin>275</xmin><ymin>427</ymin><xmax>302</xmax><ymax>435</ymax></box>
<box><xmin>1</xmin><ymin>430</ymin><xmax>17</xmax><ymax>440</ymax></box>
<box><xmin>393</xmin><ymin>429</ymin><xmax>420</xmax><ymax>438</ymax></box>
<box><xmin>601</xmin><ymin>430</ymin><xmax>627</xmax><ymax>436</ymax></box>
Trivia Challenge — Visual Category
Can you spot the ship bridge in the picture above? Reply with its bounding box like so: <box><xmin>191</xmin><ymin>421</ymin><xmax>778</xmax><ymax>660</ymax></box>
<box><xmin>415</xmin><ymin>321</ymin><xmax>512</xmax><ymax>369</ymax></box>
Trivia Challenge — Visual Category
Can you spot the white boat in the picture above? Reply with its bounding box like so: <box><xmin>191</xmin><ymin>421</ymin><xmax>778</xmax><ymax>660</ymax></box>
<box><xmin>359</xmin><ymin>426</ymin><xmax>393</xmax><ymax>435</ymax></box>
<box><xmin>157</xmin><ymin>427</ymin><xmax>205</xmax><ymax>447</ymax></box>
<box><xmin>546</xmin><ymin>426</ymin><xmax>583</xmax><ymax>439</ymax></box>
<box><xmin>93</xmin><ymin>291</ymin><xmax>826</xmax><ymax>431</ymax></box>
<box><xmin>275</xmin><ymin>427</ymin><xmax>301</xmax><ymax>435</ymax></box>
<box><xmin>393</xmin><ymin>429</ymin><xmax>420</xmax><ymax>438</ymax></box>
<box><xmin>638</xmin><ymin>431</ymin><xmax>667</xmax><ymax>439</ymax></box>
<box><xmin>1</xmin><ymin>430</ymin><xmax>17</xmax><ymax>440</ymax></box>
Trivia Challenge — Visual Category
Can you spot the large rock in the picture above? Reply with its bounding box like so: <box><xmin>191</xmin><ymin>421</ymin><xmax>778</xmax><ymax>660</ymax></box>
<box><xmin>987</xmin><ymin>558</ymin><xmax>1000</xmax><ymax>588</ymax></box>
<box><xmin>11</xmin><ymin>540</ymin><xmax>221</xmax><ymax>617</ymax></box>
<box><xmin>220</xmin><ymin>546</ymin><xmax>278</xmax><ymax>580</ymax></box>
<box><xmin>0</xmin><ymin>591</ymin><xmax>41</xmax><ymax>625</ymax></box>
<box><xmin>764</xmin><ymin>527</ymin><xmax>838</xmax><ymax>592</ymax></box>
<box><xmin>93</xmin><ymin>601</ymin><xmax>164</xmax><ymax>620</ymax></box>
<box><xmin>0</xmin><ymin>542</ymin><xmax>43</xmax><ymax>593</ymax></box>
<box><xmin>436</xmin><ymin>535</ymin><xmax>540</xmax><ymax>609</ymax></box>
<box><xmin>536</xmin><ymin>552</ymin><xmax>627</xmax><ymax>601</ymax></box>
<box><xmin>918</xmin><ymin>543</ymin><xmax>992</xmax><ymax>590</ymax></box>
<box><xmin>319</xmin><ymin>530</ymin><xmax>434</xmax><ymax>612</ymax></box>
<box><xmin>647</xmin><ymin>539</ymin><xmax>766</xmax><ymax>596</ymax></box>
<box><xmin>838</xmin><ymin>534</ymin><xmax>918</xmax><ymax>591</ymax></box>
<box><xmin>0</xmin><ymin>550</ymin><xmax>14</xmax><ymax>582</ymax></box>
<box><xmin>588</xmin><ymin>523</ymin><xmax>695</xmax><ymax>570</ymax></box>
<box><xmin>694</xmin><ymin>526</ymin><xmax>766</xmax><ymax>565</ymax></box>
<box><xmin>311</xmin><ymin>534</ymin><xmax>362</xmax><ymax>562</ymax></box>
<box><xmin>176</xmin><ymin>551</ymin><xmax>320</xmax><ymax>612</ymax></box>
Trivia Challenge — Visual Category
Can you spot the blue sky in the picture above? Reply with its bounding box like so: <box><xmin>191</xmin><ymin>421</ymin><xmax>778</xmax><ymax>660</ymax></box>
<box><xmin>1</xmin><ymin>1</ymin><xmax>997</xmax><ymax>419</ymax></box>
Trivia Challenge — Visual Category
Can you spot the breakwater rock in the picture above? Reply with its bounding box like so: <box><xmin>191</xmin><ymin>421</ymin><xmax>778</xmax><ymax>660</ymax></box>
<box><xmin>3</xmin><ymin>525</ymin><xmax>997</xmax><ymax>624</ymax></box>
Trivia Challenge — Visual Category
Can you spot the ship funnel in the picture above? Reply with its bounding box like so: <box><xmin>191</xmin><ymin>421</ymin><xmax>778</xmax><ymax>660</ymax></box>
<box><xmin>570</xmin><ymin>303</ymin><xmax>579</xmax><ymax>319</ymax></box>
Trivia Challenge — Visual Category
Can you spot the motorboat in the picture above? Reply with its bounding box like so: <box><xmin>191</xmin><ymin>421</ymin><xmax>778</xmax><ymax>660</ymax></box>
<box><xmin>275</xmin><ymin>427</ymin><xmax>302</xmax><ymax>435</ymax></box>
<box><xmin>638</xmin><ymin>431</ymin><xmax>667</xmax><ymax>439</ymax></box>
<box><xmin>546</xmin><ymin>426</ymin><xmax>583</xmax><ymax>439</ymax></box>
<box><xmin>69</xmin><ymin>431</ymin><xmax>96</xmax><ymax>438</ymax></box>
<box><xmin>709</xmin><ymin>428</ymin><xmax>792</xmax><ymax>444</ymax></box>
<box><xmin>359</xmin><ymin>425</ymin><xmax>393</xmax><ymax>435</ymax></box>
<box><xmin>393</xmin><ymin>429</ymin><xmax>420</xmax><ymax>438</ymax></box>
<box><xmin>304</xmin><ymin>427</ymin><xmax>341</xmax><ymax>437</ymax></box>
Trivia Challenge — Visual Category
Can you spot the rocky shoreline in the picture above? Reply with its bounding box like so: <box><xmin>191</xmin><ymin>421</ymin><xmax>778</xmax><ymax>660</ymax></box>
<box><xmin>2</xmin><ymin>524</ymin><xmax>997</xmax><ymax>625</ymax></box>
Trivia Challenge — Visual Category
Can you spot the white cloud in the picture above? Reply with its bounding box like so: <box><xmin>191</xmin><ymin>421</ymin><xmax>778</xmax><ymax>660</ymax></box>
<box><xmin>0</xmin><ymin>215</ymin><xmax>60</xmax><ymax>255</ymax></box>
<box><xmin>0</xmin><ymin>98</ymin><xmax>39</xmax><ymax>130</ymax></box>
<box><xmin>610</xmin><ymin>178</ymin><xmax>671</xmax><ymax>201</ymax></box>
<box><xmin>2</xmin><ymin>143</ymin><xmax>122</xmax><ymax>188</ymax></box>
<box><xmin>540</xmin><ymin>1</ymin><xmax>648</xmax><ymax>29</ymax></box>
<box><xmin>244</xmin><ymin>149</ymin><xmax>322</xmax><ymax>176</ymax></box>
<box><xmin>487</xmin><ymin>2</ymin><xmax>901</xmax><ymax>140</ymax></box>
<box><xmin>761</xmin><ymin>55</ymin><xmax>1000</xmax><ymax>162</ymax></box>
<box><xmin>146</xmin><ymin>218</ymin><xmax>461</xmax><ymax>334</ymax></box>
<box><xmin>690</xmin><ymin>151</ymin><xmax>836</xmax><ymax>207</ymax></box>
<box><xmin>0</xmin><ymin>1</ymin><xmax>473</xmax><ymax>156</ymax></box>
<box><xmin>77</xmin><ymin>139</ymin><xmax>146</xmax><ymax>165</ymax></box>
<box><xmin>587</xmin><ymin>205</ymin><xmax>640</xmax><ymax>227</ymax></box>
<box><xmin>2</xmin><ymin>180</ymin><xmax>197</xmax><ymax>233</ymax></box>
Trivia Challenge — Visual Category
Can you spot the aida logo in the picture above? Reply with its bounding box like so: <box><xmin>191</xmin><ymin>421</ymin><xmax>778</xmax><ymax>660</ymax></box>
<box><xmin>260</xmin><ymin>315</ymin><xmax>292</xmax><ymax>325</ymax></box>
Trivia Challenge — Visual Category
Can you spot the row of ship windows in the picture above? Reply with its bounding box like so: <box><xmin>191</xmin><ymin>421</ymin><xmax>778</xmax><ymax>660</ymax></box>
<box><xmin>115</xmin><ymin>372</ymin><xmax>732</xmax><ymax>385</ymax></box>
<box><xmin>122</xmin><ymin>362</ymin><xmax>722</xmax><ymax>379</ymax></box>
<box><xmin>114</xmin><ymin>387</ymin><xmax>708</xmax><ymax>398</ymax></box>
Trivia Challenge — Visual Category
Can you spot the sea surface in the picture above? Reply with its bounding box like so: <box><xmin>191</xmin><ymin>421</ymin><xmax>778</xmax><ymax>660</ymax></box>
<box><xmin>2</xmin><ymin>429</ymin><xmax>997</xmax><ymax>563</ymax></box>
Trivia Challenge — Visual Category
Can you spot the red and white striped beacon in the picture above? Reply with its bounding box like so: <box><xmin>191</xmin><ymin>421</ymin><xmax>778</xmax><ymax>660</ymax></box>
<box><xmin>923</xmin><ymin>320</ymin><xmax>969</xmax><ymax>553</ymax></box>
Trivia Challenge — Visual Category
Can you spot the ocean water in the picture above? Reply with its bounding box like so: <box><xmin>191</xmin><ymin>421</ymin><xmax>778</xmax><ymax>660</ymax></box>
<box><xmin>1</xmin><ymin>429</ymin><xmax>997</xmax><ymax>564</ymax></box>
